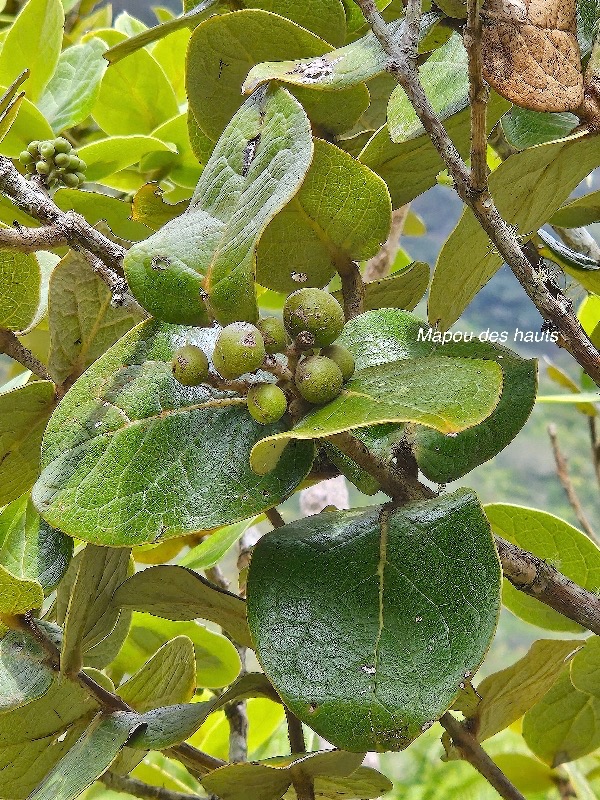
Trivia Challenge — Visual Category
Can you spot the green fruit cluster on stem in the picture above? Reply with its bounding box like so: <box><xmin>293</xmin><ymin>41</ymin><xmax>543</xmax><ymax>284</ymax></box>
<box><xmin>19</xmin><ymin>138</ymin><xmax>87</xmax><ymax>189</ymax></box>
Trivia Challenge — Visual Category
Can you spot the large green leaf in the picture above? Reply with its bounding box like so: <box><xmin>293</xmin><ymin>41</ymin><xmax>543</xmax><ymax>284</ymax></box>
<box><xmin>550</xmin><ymin>190</ymin><xmax>600</xmax><ymax>228</ymax></box>
<box><xmin>245</xmin><ymin>0</ymin><xmax>347</xmax><ymax>45</ymax></box>
<box><xmin>429</xmin><ymin>134</ymin><xmax>600</xmax><ymax>330</ymax></box>
<box><xmin>501</xmin><ymin>108</ymin><xmax>578</xmax><ymax>150</ymax></box>
<box><xmin>471</xmin><ymin>639</ymin><xmax>581</xmax><ymax>741</ymax></box>
<box><xmin>523</xmin><ymin>669</ymin><xmax>600</xmax><ymax>766</ymax></box>
<box><xmin>37</xmin><ymin>39</ymin><xmax>108</xmax><ymax>133</ymax></box>
<box><xmin>0</xmin><ymin>494</ymin><xmax>72</xmax><ymax>594</ymax></box>
<box><xmin>251</xmin><ymin>355</ymin><xmax>503</xmax><ymax>475</ymax></box>
<box><xmin>359</xmin><ymin>92</ymin><xmax>510</xmax><ymax>208</ymax></box>
<box><xmin>28</xmin><ymin>713</ymin><xmax>144</xmax><ymax>800</ymax></box>
<box><xmin>0</xmin><ymin>566</ymin><xmax>43</xmax><ymax>614</ymax></box>
<box><xmin>127</xmin><ymin>702</ymin><xmax>216</xmax><ymax>750</ymax></box>
<box><xmin>247</xmin><ymin>490</ymin><xmax>501</xmax><ymax>751</ymax></box>
<box><xmin>110</xmin><ymin>611</ymin><xmax>242</xmax><ymax>688</ymax></box>
<box><xmin>92</xmin><ymin>45</ymin><xmax>178</xmax><ymax>136</ymax></box>
<box><xmin>341</xmin><ymin>262</ymin><xmax>430</xmax><ymax>312</ymax></box>
<box><xmin>112</xmin><ymin>565</ymin><xmax>252</xmax><ymax>648</ymax></box>
<box><xmin>0</xmin><ymin>381</ymin><xmax>56</xmax><ymax>507</ymax></box>
<box><xmin>33</xmin><ymin>321</ymin><xmax>314</xmax><ymax>545</ymax></box>
<box><xmin>570</xmin><ymin>636</ymin><xmax>600</xmax><ymax>696</ymax></box>
<box><xmin>0</xmin><ymin>0</ymin><xmax>64</xmax><ymax>102</ymax></box>
<box><xmin>117</xmin><ymin>636</ymin><xmax>196</xmax><ymax>711</ymax></box>
<box><xmin>61</xmin><ymin>545</ymin><xmax>132</xmax><ymax>675</ymax></box>
<box><xmin>77</xmin><ymin>136</ymin><xmax>175</xmax><ymax>182</ymax></box>
<box><xmin>485</xmin><ymin>504</ymin><xmax>600</xmax><ymax>632</ymax></box>
<box><xmin>54</xmin><ymin>189</ymin><xmax>151</xmax><ymax>242</ymax></box>
<box><xmin>0</xmin><ymin>627</ymin><xmax>55</xmax><ymax>711</ymax></box>
<box><xmin>47</xmin><ymin>248</ymin><xmax>144</xmax><ymax>385</ymax></box>
<box><xmin>187</xmin><ymin>10</ymin><xmax>369</xmax><ymax>142</ymax></box>
<box><xmin>179</xmin><ymin>517</ymin><xmax>257</xmax><ymax>571</ymax></box>
<box><xmin>124</xmin><ymin>86</ymin><xmax>313</xmax><ymax>326</ymax></box>
<box><xmin>0</xmin><ymin>249</ymin><xmax>42</xmax><ymax>332</ymax></box>
<box><xmin>256</xmin><ymin>138</ymin><xmax>391</xmax><ymax>292</ymax></box>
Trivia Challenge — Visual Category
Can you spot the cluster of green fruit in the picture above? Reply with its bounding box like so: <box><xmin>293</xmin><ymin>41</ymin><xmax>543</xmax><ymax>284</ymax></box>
<box><xmin>19</xmin><ymin>138</ymin><xmax>86</xmax><ymax>188</ymax></box>
<box><xmin>171</xmin><ymin>289</ymin><xmax>355</xmax><ymax>425</ymax></box>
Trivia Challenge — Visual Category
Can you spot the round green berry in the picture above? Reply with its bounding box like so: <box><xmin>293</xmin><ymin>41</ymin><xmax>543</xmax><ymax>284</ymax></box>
<box><xmin>54</xmin><ymin>137</ymin><xmax>71</xmax><ymax>154</ymax></box>
<box><xmin>36</xmin><ymin>161</ymin><xmax>50</xmax><ymax>176</ymax></box>
<box><xmin>283</xmin><ymin>288</ymin><xmax>345</xmax><ymax>347</ymax></box>
<box><xmin>295</xmin><ymin>355</ymin><xmax>344</xmax><ymax>405</ymax></box>
<box><xmin>320</xmin><ymin>344</ymin><xmax>355</xmax><ymax>381</ymax></box>
<box><xmin>247</xmin><ymin>383</ymin><xmax>287</xmax><ymax>424</ymax></box>
<box><xmin>54</xmin><ymin>153</ymin><xmax>70</xmax><ymax>168</ymax></box>
<box><xmin>76</xmin><ymin>158</ymin><xmax>87</xmax><ymax>171</ymax></box>
<box><xmin>67</xmin><ymin>154</ymin><xmax>81</xmax><ymax>170</ymax></box>
<box><xmin>171</xmin><ymin>344</ymin><xmax>209</xmax><ymax>386</ymax></box>
<box><xmin>62</xmin><ymin>172</ymin><xmax>80</xmax><ymax>187</ymax></box>
<box><xmin>256</xmin><ymin>316</ymin><xmax>288</xmax><ymax>354</ymax></box>
<box><xmin>19</xmin><ymin>151</ymin><xmax>34</xmax><ymax>166</ymax></box>
<box><xmin>40</xmin><ymin>142</ymin><xmax>55</xmax><ymax>159</ymax></box>
<box><xmin>27</xmin><ymin>141</ymin><xmax>40</xmax><ymax>156</ymax></box>
<box><xmin>213</xmin><ymin>322</ymin><xmax>266</xmax><ymax>380</ymax></box>
<box><xmin>75</xmin><ymin>172</ymin><xmax>86</xmax><ymax>184</ymax></box>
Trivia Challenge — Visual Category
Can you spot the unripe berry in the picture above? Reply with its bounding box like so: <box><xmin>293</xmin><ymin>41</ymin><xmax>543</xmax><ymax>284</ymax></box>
<box><xmin>75</xmin><ymin>172</ymin><xmax>86</xmax><ymax>184</ymax></box>
<box><xmin>40</xmin><ymin>142</ymin><xmax>55</xmax><ymax>159</ymax></box>
<box><xmin>213</xmin><ymin>322</ymin><xmax>266</xmax><ymax>380</ymax></box>
<box><xmin>171</xmin><ymin>344</ymin><xmax>209</xmax><ymax>386</ymax></box>
<box><xmin>27</xmin><ymin>141</ymin><xmax>40</xmax><ymax>156</ymax></box>
<box><xmin>54</xmin><ymin>153</ymin><xmax>70</xmax><ymax>168</ymax></box>
<box><xmin>76</xmin><ymin>159</ymin><xmax>87</xmax><ymax>171</ymax></box>
<box><xmin>256</xmin><ymin>316</ymin><xmax>287</xmax><ymax>354</ymax></box>
<box><xmin>247</xmin><ymin>383</ymin><xmax>287</xmax><ymax>424</ymax></box>
<box><xmin>68</xmin><ymin>154</ymin><xmax>81</xmax><ymax>170</ymax></box>
<box><xmin>62</xmin><ymin>172</ymin><xmax>80</xmax><ymax>188</ymax></box>
<box><xmin>284</xmin><ymin>288</ymin><xmax>344</xmax><ymax>347</ymax></box>
<box><xmin>54</xmin><ymin>137</ymin><xmax>71</xmax><ymax>154</ymax></box>
<box><xmin>295</xmin><ymin>355</ymin><xmax>344</xmax><ymax>405</ymax></box>
<box><xmin>320</xmin><ymin>344</ymin><xmax>355</xmax><ymax>381</ymax></box>
<box><xmin>36</xmin><ymin>161</ymin><xmax>50</xmax><ymax>176</ymax></box>
<box><xmin>19</xmin><ymin>151</ymin><xmax>34</xmax><ymax>165</ymax></box>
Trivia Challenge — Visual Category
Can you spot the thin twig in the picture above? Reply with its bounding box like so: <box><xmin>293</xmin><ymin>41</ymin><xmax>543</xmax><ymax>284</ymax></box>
<box><xmin>547</xmin><ymin>423</ymin><xmax>597</xmax><ymax>542</ymax></box>
<box><xmin>266</xmin><ymin>506</ymin><xmax>286</xmax><ymax>528</ymax></box>
<box><xmin>440</xmin><ymin>713</ymin><xmax>526</xmax><ymax>800</ymax></box>
<box><xmin>337</xmin><ymin>259</ymin><xmax>365</xmax><ymax>320</ymax></box>
<box><xmin>465</xmin><ymin>0</ymin><xmax>488</xmax><ymax>192</ymax></box>
<box><xmin>285</xmin><ymin>709</ymin><xmax>315</xmax><ymax>800</ymax></box>
<box><xmin>364</xmin><ymin>205</ymin><xmax>411</xmax><ymax>281</ymax></box>
<box><xmin>590</xmin><ymin>417</ymin><xmax>600</xmax><ymax>489</ymax></box>
<box><xmin>355</xmin><ymin>0</ymin><xmax>600</xmax><ymax>386</ymax></box>
<box><xmin>101</xmin><ymin>772</ymin><xmax>208</xmax><ymax>800</ymax></box>
<box><xmin>0</xmin><ymin>223</ymin><xmax>69</xmax><ymax>251</ymax></box>
<box><xmin>0</xmin><ymin>328</ymin><xmax>53</xmax><ymax>382</ymax></box>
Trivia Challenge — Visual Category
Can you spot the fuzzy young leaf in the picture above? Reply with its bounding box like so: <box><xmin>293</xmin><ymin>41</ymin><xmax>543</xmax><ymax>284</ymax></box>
<box><xmin>53</xmin><ymin>188</ymin><xmax>151</xmax><ymax>242</ymax></box>
<box><xmin>0</xmin><ymin>249</ymin><xmax>42</xmax><ymax>332</ymax></box>
<box><xmin>0</xmin><ymin>628</ymin><xmax>54</xmax><ymax>711</ymax></box>
<box><xmin>77</xmin><ymin>135</ymin><xmax>176</xmax><ymax>182</ymax></box>
<box><xmin>34</xmin><ymin>321</ymin><xmax>314</xmax><ymax>545</ymax></box>
<box><xmin>0</xmin><ymin>566</ymin><xmax>43</xmax><ymax>614</ymax></box>
<box><xmin>124</xmin><ymin>87</ymin><xmax>313</xmax><ymax>325</ymax></box>
<box><xmin>337</xmin><ymin>262</ymin><xmax>430</xmax><ymax>312</ymax></box>
<box><xmin>247</xmin><ymin>490</ymin><xmax>501</xmax><ymax>751</ymax></box>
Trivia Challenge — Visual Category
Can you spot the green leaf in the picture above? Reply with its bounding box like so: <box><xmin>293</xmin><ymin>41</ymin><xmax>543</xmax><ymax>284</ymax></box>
<box><xmin>502</xmin><ymin>108</ymin><xmax>578</xmax><ymax>150</ymax></box>
<box><xmin>28</xmin><ymin>712</ymin><xmax>144</xmax><ymax>800</ymax></box>
<box><xmin>338</xmin><ymin>307</ymin><xmax>433</xmax><ymax>369</ymax></box>
<box><xmin>110</xmin><ymin>611</ymin><xmax>242</xmax><ymax>688</ymax></box>
<box><xmin>146</xmin><ymin>113</ymin><xmax>202</xmax><ymax>189</ymax></box>
<box><xmin>471</xmin><ymin>639</ymin><xmax>582</xmax><ymax>741</ymax></box>
<box><xmin>300</xmin><ymin>767</ymin><xmax>394</xmax><ymax>799</ymax></box>
<box><xmin>37</xmin><ymin>39</ymin><xmax>108</xmax><ymax>133</ymax></box>
<box><xmin>104</xmin><ymin>0</ymin><xmax>218</xmax><ymax>63</ymax></box>
<box><xmin>247</xmin><ymin>490</ymin><xmax>501</xmax><ymax>751</ymax></box>
<box><xmin>0</xmin><ymin>249</ymin><xmax>42</xmax><ymax>332</ymax></box>
<box><xmin>124</xmin><ymin>86</ymin><xmax>313</xmax><ymax>326</ymax></box>
<box><xmin>33</xmin><ymin>321</ymin><xmax>314</xmax><ymax>545</ymax></box>
<box><xmin>413</xmin><ymin>340</ymin><xmax>537</xmax><ymax>482</ymax></box>
<box><xmin>217</xmin><ymin>672</ymin><xmax>282</xmax><ymax>706</ymax></box>
<box><xmin>0</xmin><ymin>494</ymin><xmax>72</xmax><ymax>593</ymax></box>
<box><xmin>179</xmin><ymin>517</ymin><xmax>257</xmax><ymax>571</ymax></box>
<box><xmin>112</xmin><ymin>565</ymin><xmax>252</xmax><ymax>648</ymax></box>
<box><xmin>550</xmin><ymin>190</ymin><xmax>600</xmax><ymax>228</ymax></box>
<box><xmin>570</xmin><ymin>636</ymin><xmax>600</xmax><ymax>696</ymax></box>
<box><xmin>187</xmin><ymin>10</ymin><xmax>369</xmax><ymax>142</ymax></box>
<box><xmin>0</xmin><ymin>88</ymin><xmax>55</xmax><ymax>158</ymax></box>
<box><xmin>350</xmin><ymin>262</ymin><xmax>430</xmax><ymax>312</ymax></box>
<box><xmin>0</xmin><ymin>72</ymin><xmax>28</xmax><ymax>144</ymax></box>
<box><xmin>429</xmin><ymin>133</ymin><xmax>600</xmax><ymax>330</ymax></box>
<box><xmin>250</xmin><ymin>354</ymin><xmax>502</xmax><ymax>475</ymax></box>
<box><xmin>61</xmin><ymin>545</ymin><xmax>132</xmax><ymax>675</ymax></box>
<box><xmin>0</xmin><ymin>0</ymin><xmax>64</xmax><ymax>102</ymax></box>
<box><xmin>537</xmin><ymin>393</ymin><xmax>600</xmax><ymax>404</ymax></box>
<box><xmin>54</xmin><ymin>188</ymin><xmax>151</xmax><ymax>242</ymax></box>
<box><xmin>246</xmin><ymin>0</ymin><xmax>347</xmax><ymax>45</ymax></box>
<box><xmin>256</xmin><ymin>138</ymin><xmax>391</xmax><ymax>293</ymax></box>
<box><xmin>92</xmin><ymin>46</ymin><xmax>178</xmax><ymax>135</ymax></box>
<box><xmin>0</xmin><ymin>381</ymin><xmax>56</xmax><ymax>507</ymax></box>
<box><xmin>47</xmin><ymin>249</ymin><xmax>145</xmax><ymax>385</ymax></box>
<box><xmin>523</xmin><ymin>669</ymin><xmax>600</xmax><ymax>766</ymax></box>
<box><xmin>545</xmin><ymin>359</ymin><xmax>597</xmax><ymax>415</ymax></box>
<box><xmin>117</xmin><ymin>636</ymin><xmax>196</xmax><ymax>711</ymax></box>
<box><xmin>359</xmin><ymin>92</ymin><xmax>510</xmax><ymax>208</ymax></box>
<box><xmin>0</xmin><ymin>565</ymin><xmax>43</xmax><ymax>614</ymax></box>
<box><xmin>77</xmin><ymin>135</ymin><xmax>175</xmax><ymax>182</ymax></box>
<box><xmin>0</xmin><ymin>627</ymin><xmax>54</xmax><ymax>711</ymax></box>
<box><xmin>485</xmin><ymin>504</ymin><xmax>600</xmax><ymax>632</ymax></box>
<box><xmin>128</xmin><ymin>702</ymin><xmax>216</xmax><ymax>749</ymax></box>
<box><xmin>131</xmin><ymin>183</ymin><xmax>188</xmax><ymax>232</ymax></box>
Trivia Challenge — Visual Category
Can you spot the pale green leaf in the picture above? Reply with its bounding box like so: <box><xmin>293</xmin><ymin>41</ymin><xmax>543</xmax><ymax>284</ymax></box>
<box><xmin>570</xmin><ymin>636</ymin><xmax>600</xmax><ymax>696</ymax></box>
<box><xmin>429</xmin><ymin>134</ymin><xmax>600</xmax><ymax>330</ymax></box>
<box><xmin>179</xmin><ymin>517</ymin><xmax>257</xmax><ymax>571</ymax></box>
<box><xmin>502</xmin><ymin>108</ymin><xmax>578</xmax><ymax>150</ymax></box>
<box><xmin>247</xmin><ymin>490</ymin><xmax>501</xmax><ymax>751</ymax></box>
<box><xmin>0</xmin><ymin>249</ymin><xmax>41</xmax><ymax>332</ymax></box>
<box><xmin>350</xmin><ymin>262</ymin><xmax>430</xmax><ymax>312</ymax></box>
<box><xmin>485</xmin><ymin>504</ymin><xmax>600</xmax><ymax>632</ymax></box>
<box><xmin>0</xmin><ymin>565</ymin><xmax>43</xmax><ymax>614</ymax></box>
<box><xmin>0</xmin><ymin>628</ymin><xmax>54</xmax><ymax>711</ymax></box>
<box><xmin>131</xmin><ymin>183</ymin><xmax>188</xmax><ymax>232</ymax></box>
<box><xmin>112</xmin><ymin>565</ymin><xmax>252</xmax><ymax>648</ymax></box>
<box><xmin>246</xmin><ymin>0</ymin><xmax>347</xmax><ymax>45</ymax></box>
<box><xmin>124</xmin><ymin>86</ymin><xmax>313</xmax><ymax>326</ymax></box>
<box><xmin>143</xmin><ymin>113</ymin><xmax>202</xmax><ymax>190</ymax></box>
<box><xmin>33</xmin><ymin>321</ymin><xmax>314</xmax><ymax>545</ymax></box>
<box><xmin>77</xmin><ymin>135</ymin><xmax>176</xmax><ymax>182</ymax></box>
<box><xmin>0</xmin><ymin>0</ymin><xmax>64</xmax><ymax>102</ymax></box>
<box><xmin>551</xmin><ymin>190</ymin><xmax>600</xmax><ymax>228</ymax></box>
<box><xmin>54</xmin><ymin>188</ymin><xmax>151</xmax><ymax>242</ymax></box>
<box><xmin>0</xmin><ymin>89</ymin><xmax>54</xmax><ymax>158</ymax></box>
<box><xmin>536</xmin><ymin>393</ymin><xmax>600</xmax><ymax>403</ymax></box>
<box><xmin>128</xmin><ymin>702</ymin><xmax>216</xmax><ymax>749</ymax></box>
<box><xmin>0</xmin><ymin>381</ymin><xmax>56</xmax><ymax>507</ymax></box>
<box><xmin>37</xmin><ymin>39</ymin><xmax>108</xmax><ymax>133</ymax></box>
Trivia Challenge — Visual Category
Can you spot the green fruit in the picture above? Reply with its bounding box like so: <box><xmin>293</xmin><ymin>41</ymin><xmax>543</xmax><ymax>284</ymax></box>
<box><xmin>54</xmin><ymin>137</ymin><xmax>71</xmax><ymax>154</ymax></box>
<box><xmin>247</xmin><ymin>383</ymin><xmax>287</xmax><ymax>424</ymax></box>
<box><xmin>213</xmin><ymin>322</ymin><xmax>266</xmax><ymax>379</ymax></box>
<box><xmin>63</xmin><ymin>173</ymin><xmax>80</xmax><ymax>187</ymax></box>
<box><xmin>321</xmin><ymin>344</ymin><xmax>355</xmax><ymax>381</ymax></box>
<box><xmin>54</xmin><ymin>153</ymin><xmax>70</xmax><ymax>168</ymax></box>
<box><xmin>257</xmin><ymin>316</ymin><xmax>288</xmax><ymax>354</ymax></box>
<box><xmin>27</xmin><ymin>141</ymin><xmax>40</xmax><ymax>156</ymax></box>
<box><xmin>295</xmin><ymin>355</ymin><xmax>344</xmax><ymax>405</ymax></box>
<box><xmin>36</xmin><ymin>161</ymin><xmax>50</xmax><ymax>176</ymax></box>
<box><xmin>283</xmin><ymin>288</ymin><xmax>344</xmax><ymax>347</ymax></box>
<box><xmin>40</xmin><ymin>142</ymin><xmax>55</xmax><ymax>159</ymax></box>
<box><xmin>171</xmin><ymin>344</ymin><xmax>209</xmax><ymax>386</ymax></box>
<box><xmin>76</xmin><ymin>159</ymin><xmax>87</xmax><ymax>171</ymax></box>
<box><xmin>19</xmin><ymin>151</ymin><xmax>34</xmax><ymax>165</ymax></box>
<box><xmin>68</xmin><ymin>154</ymin><xmax>81</xmax><ymax>170</ymax></box>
